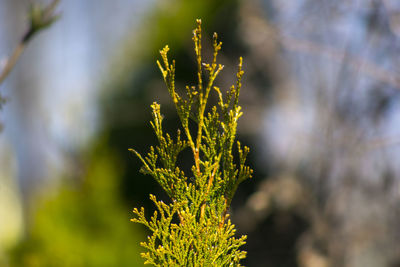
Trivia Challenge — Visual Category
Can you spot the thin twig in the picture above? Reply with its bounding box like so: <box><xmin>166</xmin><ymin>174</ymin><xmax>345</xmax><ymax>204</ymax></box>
<box><xmin>0</xmin><ymin>0</ymin><xmax>60</xmax><ymax>85</ymax></box>
<box><xmin>0</xmin><ymin>43</ymin><xmax>25</xmax><ymax>85</ymax></box>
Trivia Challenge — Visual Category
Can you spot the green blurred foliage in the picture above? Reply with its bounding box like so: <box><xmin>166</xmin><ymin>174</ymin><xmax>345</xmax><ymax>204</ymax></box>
<box><xmin>9</xmin><ymin>0</ymin><xmax>250</xmax><ymax>266</ymax></box>
<box><xmin>145</xmin><ymin>0</ymin><xmax>240</xmax><ymax>53</ymax></box>
<box><xmin>100</xmin><ymin>0</ymin><xmax>246</xmax><ymax>210</ymax></box>
<box><xmin>9</xmin><ymin>144</ymin><xmax>144</xmax><ymax>266</ymax></box>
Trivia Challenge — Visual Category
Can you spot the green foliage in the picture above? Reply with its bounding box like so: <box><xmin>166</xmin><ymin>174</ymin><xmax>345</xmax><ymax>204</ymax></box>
<box><xmin>10</xmin><ymin>146</ymin><xmax>145</xmax><ymax>267</ymax></box>
<box><xmin>131</xmin><ymin>19</ymin><xmax>252</xmax><ymax>266</ymax></box>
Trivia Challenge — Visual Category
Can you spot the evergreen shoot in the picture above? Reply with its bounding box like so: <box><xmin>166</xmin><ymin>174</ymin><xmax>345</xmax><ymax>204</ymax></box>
<box><xmin>130</xmin><ymin>19</ymin><xmax>253</xmax><ymax>266</ymax></box>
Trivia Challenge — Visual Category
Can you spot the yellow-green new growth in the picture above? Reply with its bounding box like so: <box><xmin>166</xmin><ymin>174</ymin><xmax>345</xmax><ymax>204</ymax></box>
<box><xmin>130</xmin><ymin>19</ymin><xmax>253</xmax><ymax>266</ymax></box>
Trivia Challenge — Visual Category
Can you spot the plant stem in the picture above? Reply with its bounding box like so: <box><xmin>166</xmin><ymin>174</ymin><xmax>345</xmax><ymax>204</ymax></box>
<box><xmin>0</xmin><ymin>0</ymin><xmax>60</xmax><ymax>86</ymax></box>
<box><xmin>0</xmin><ymin>43</ymin><xmax>25</xmax><ymax>85</ymax></box>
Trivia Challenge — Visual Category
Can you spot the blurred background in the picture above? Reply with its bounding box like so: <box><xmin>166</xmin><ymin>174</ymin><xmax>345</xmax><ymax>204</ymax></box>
<box><xmin>1</xmin><ymin>0</ymin><xmax>400</xmax><ymax>266</ymax></box>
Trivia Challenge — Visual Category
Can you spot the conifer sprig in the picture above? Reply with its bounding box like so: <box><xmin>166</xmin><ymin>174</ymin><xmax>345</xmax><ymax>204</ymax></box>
<box><xmin>130</xmin><ymin>19</ymin><xmax>253</xmax><ymax>266</ymax></box>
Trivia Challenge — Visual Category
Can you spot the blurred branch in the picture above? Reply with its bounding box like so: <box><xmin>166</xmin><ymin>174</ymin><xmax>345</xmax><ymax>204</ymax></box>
<box><xmin>361</xmin><ymin>135</ymin><xmax>400</xmax><ymax>151</ymax></box>
<box><xmin>0</xmin><ymin>0</ymin><xmax>60</xmax><ymax>86</ymax></box>
<box><xmin>279</xmin><ymin>34</ymin><xmax>400</xmax><ymax>89</ymax></box>
<box><xmin>240</xmin><ymin>8</ymin><xmax>400</xmax><ymax>90</ymax></box>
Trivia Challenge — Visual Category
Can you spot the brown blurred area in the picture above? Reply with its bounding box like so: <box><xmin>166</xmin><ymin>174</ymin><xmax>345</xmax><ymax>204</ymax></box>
<box><xmin>233</xmin><ymin>0</ymin><xmax>400</xmax><ymax>266</ymax></box>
